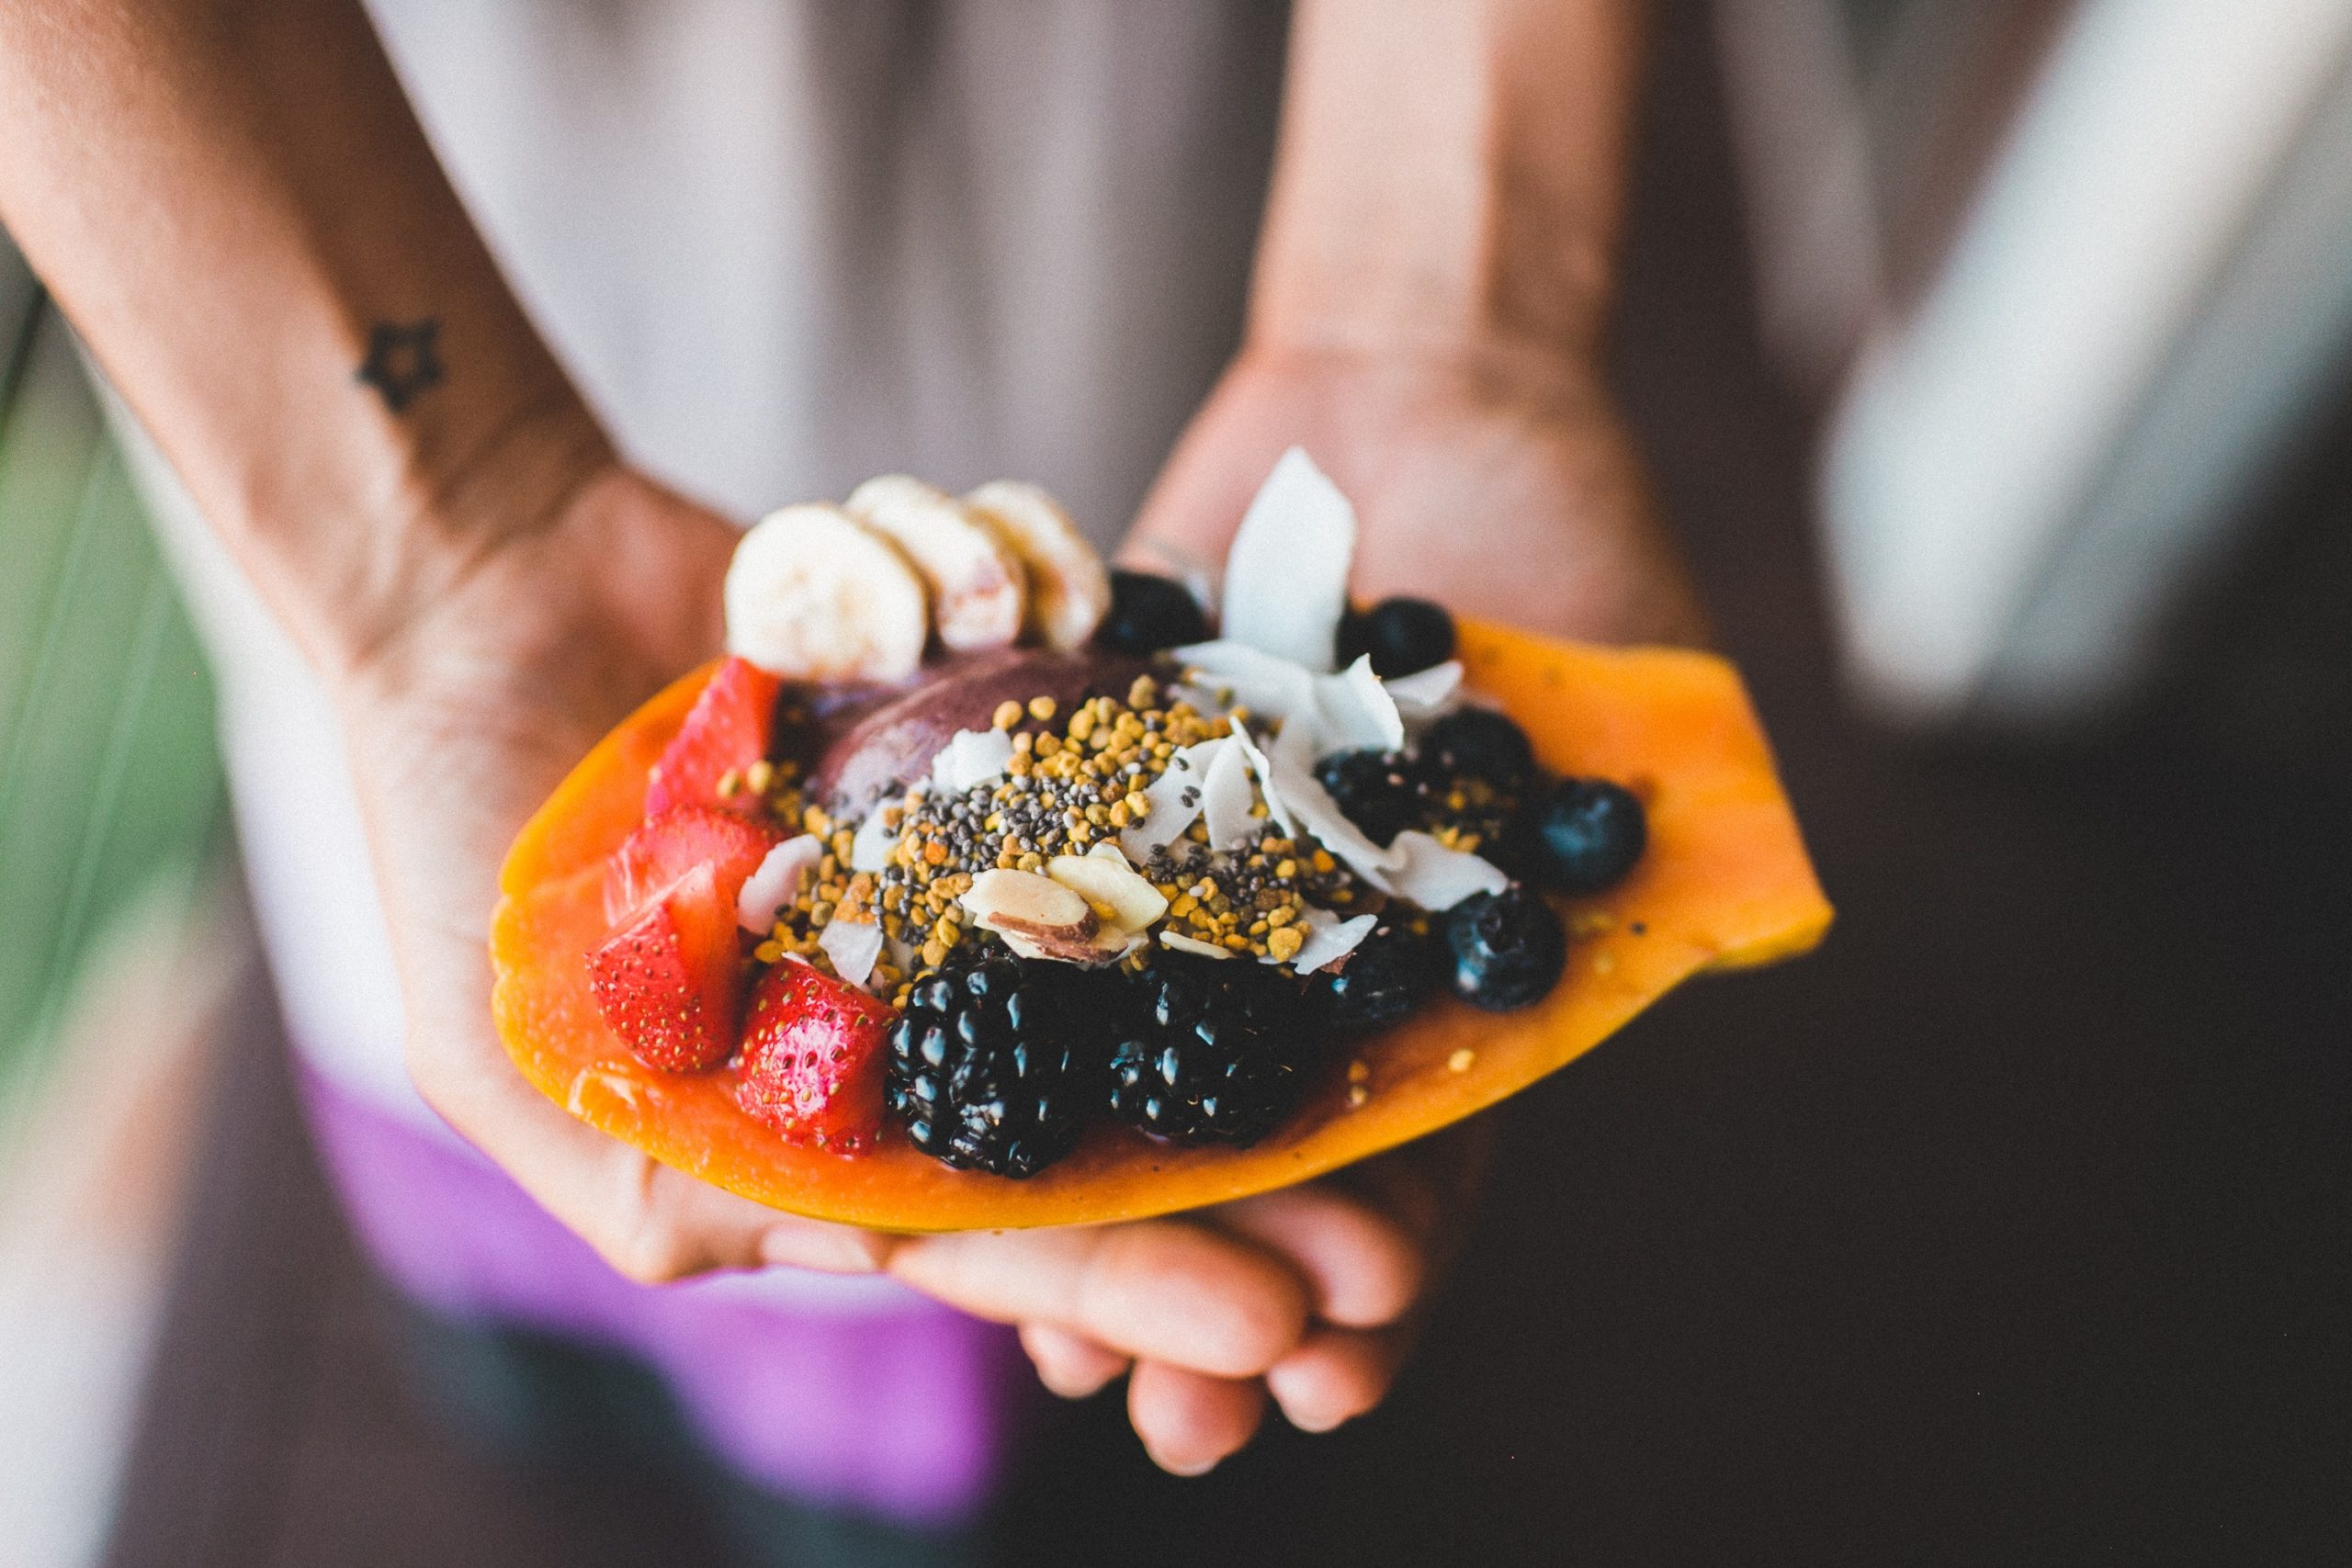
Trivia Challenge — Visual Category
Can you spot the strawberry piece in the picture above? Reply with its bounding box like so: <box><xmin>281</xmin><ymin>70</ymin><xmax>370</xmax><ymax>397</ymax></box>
<box><xmin>605</xmin><ymin>806</ymin><xmax>785</xmax><ymax>927</ymax></box>
<box><xmin>645</xmin><ymin>656</ymin><xmax>782</xmax><ymax>817</ymax></box>
<box><xmin>734</xmin><ymin>962</ymin><xmax>897</xmax><ymax>1152</ymax></box>
<box><xmin>586</xmin><ymin>863</ymin><xmax>744</xmax><ymax>1072</ymax></box>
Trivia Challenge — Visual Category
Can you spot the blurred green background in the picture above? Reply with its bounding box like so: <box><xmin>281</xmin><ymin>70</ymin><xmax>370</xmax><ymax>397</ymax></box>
<box><xmin>0</xmin><ymin>234</ymin><xmax>227</xmax><ymax>1147</ymax></box>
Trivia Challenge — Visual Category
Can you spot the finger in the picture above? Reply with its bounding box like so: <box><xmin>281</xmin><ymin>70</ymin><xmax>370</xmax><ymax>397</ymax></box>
<box><xmin>1127</xmin><ymin>1360</ymin><xmax>1268</xmax><ymax>1476</ymax></box>
<box><xmin>1020</xmin><ymin>1322</ymin><xmax>1132</xmax><ymax>1400</ymax></box>
<box><xmin>406</xmin><ymin>1006</ymin><xmax>888</xmax><ymax>1283</ymax></box>
<box><xmin>753</xmin><ymin>1207</ymin><xmax>899</xmax><ymax>1276</ymax></box>
<box><xmin>1206</xmin><ymin>1181</ymin><xmax>1429</xmax><ymax>1328</ymax></box>
<box><xmin>1265</xmin><ymin>1325</ymin><xmax>1414</xmax><ymax>1435</ymax></box>
<box><xmin>886</xmin><ymin>1220</ymin><xmax>1310</xmax><ymax>1378</ymax></box>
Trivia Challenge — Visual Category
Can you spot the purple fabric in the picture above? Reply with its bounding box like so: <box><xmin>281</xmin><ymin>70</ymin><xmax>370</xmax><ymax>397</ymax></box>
<box><xmin>295</xmin><ymin>1066</ymin><xmax>1029</xmax><ymax>1525</ymax></box>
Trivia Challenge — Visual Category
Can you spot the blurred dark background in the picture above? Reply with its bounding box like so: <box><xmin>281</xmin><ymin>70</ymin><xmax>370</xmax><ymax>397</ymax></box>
<box><xmin>4</xmin><ymin>3</ymin><xmax>2347</xmax><ymax>1564</ymax></box>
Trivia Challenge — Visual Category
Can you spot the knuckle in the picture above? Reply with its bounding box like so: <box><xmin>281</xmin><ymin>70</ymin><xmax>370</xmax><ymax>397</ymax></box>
<box><xmin>401</xmin><ymin>1030</ymin><xmax>463</xmax><ymax>1111</ymax></box>
<box><xmin>605</xmin><ymin>1220</ymin><xmax>695</xmax><ymax>1285</ymax></box>
<box><xmin>598</xmin><ymin>1163</ymin><xmax>703</xmax><ymax>1284</ymax></box>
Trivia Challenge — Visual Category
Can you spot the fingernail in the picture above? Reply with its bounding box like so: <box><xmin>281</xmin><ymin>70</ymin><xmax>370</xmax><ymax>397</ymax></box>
<box><xmin>1155</xmin><ymin>1451</ymin><xmax>1222</xmax><ymax>1478</ymax></box>
<box><xmin>1038</xmin><ymin>1369</ymin><xmax>1107</xmax><ymax>1401</ymax></box>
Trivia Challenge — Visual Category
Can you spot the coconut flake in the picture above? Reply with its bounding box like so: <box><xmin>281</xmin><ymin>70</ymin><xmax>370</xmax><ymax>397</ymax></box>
<box><xmin>1220</xmin><ymin>448</ymin><xmax>1355</xmax><ymax>672</ymax></box>
<box><xmin>1177</xmin><ymin>644</ymin><xmax>1404</xmax><ymax>764</ymax></box>
<box><xmin>1273</xmin><ymin>908</ymin><xmax>1380</xmax><ymax>975</ymax></box>
<box><xmin>1308</xmin><ymin>656</ymin><xmax>1405</xmax><ymax>757</ymax></box>
<box><xmin>818</xmin><ymin>917</ymin><xmax>886</xmax><ymax>990</ymax></box>
<box><xmin>737</xmin><ymin>834</ymin><xmax>824</xmax><ymax>931</ymax></box>
<box><xmin>1120</xmin><ymin>737</ymin><xmax>1227</xmax><ymax>859</ymax></box>
<box><xmin>1198</xmin><ymin>735</ymin><xmax>1261</xmax><ymax>852</ymax></box>
<box><xmin>1171</xmin><ymin>639</ymin><xmax>1317</xmax><ymax>727</ymax></box>
<box><xmin>1384</xmin><ymin>660</ymin><xmax>1464</xmax><ymax>717</ymax></box>
<box><xmin>929</xmin><ymin>727</ymin><xmax>1014</xmax><ymax>795</ymax></box>
<box><xmin>1238</xmin><ymin>726</ymin><xmax>1401</xmax><ymax>881</ymax></box>
<box><xmin>1367</xmin><ymin>830</ymin><xmax>1510</xmax><ymax>910</ymax></box>
<box><xmin>848</xmin><ymin>797</ymin><xmax>906</xmax><ymax>874</ymax></box>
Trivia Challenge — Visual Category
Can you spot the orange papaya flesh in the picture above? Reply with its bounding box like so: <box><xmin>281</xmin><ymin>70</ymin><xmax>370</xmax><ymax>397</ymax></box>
<box><xmin>491</xmin><ymin>620</ymin><xmax>1832</xmax><ymax>1233</ymax></box>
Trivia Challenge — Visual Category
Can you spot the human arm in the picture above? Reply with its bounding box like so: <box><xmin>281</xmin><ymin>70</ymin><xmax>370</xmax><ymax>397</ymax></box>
<box><xmin>1134</xmin><ymin>0</ymin><xmax>1702</xmax><ymax>645</ymax></box>
<box><xmin>1098</xmin><ymin>0</ymin><xmax>1704</xmax><ymax>1468</ymax></box>
<box><xmin>0</xmin><ymin>0</ymin><xmax>1460</xmax><ymax>1476</ymax></box>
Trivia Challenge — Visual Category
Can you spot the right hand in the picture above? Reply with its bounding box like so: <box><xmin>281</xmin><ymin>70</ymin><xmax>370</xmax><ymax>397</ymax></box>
<box><xmin>334</xmin><ymin>460</ymin><xmax>1448</xmax><ymax>1473</ymax></box>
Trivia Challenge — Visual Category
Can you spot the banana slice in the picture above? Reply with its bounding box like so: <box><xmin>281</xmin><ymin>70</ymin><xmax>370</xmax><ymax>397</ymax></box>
<box><xmin>725</xmin><ymin>503</ymin><xmax>928</xmax><ymax>682</ymax></box>
<box><xmin>964</xmin><ymin>479</ymin><xmax>1111</xmax><ymax>651</ymax></box>
<box><xmin>844</xmin><ymin>475</ymin><xmax>1027</xmax><ymax>651</ymax></box>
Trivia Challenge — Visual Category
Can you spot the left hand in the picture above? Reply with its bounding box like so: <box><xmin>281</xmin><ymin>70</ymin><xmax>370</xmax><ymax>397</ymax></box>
<box><xmin>1057</xmin><ymin>340</ymin><xmax>1708</xmax><ymax>1470</ymax></box>
<box><xmin>1131</xmin><ymin>341</ymin><xmax>1706</xmax><ymax>646</ymax></box>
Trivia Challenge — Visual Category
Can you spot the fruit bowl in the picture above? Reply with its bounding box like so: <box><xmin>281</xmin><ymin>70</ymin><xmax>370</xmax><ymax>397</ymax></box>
<box><xmin>491</xmin><ymin>609</ymin><xmax>1830</xmax><ymax>1233</ymax></box>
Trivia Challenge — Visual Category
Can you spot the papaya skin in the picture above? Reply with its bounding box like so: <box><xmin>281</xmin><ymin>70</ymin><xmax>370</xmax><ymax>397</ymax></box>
<box><xmin>492</xmin><ymin>620</ymin><xmax>1831</xmax><ymax>1232</ymax></box>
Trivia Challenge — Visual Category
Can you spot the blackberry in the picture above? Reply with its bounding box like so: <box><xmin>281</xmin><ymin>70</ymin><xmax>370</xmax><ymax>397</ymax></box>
<box><xmin>1337</xmin><ymin>597</ymin><xmax>1456</xmax><ymax>677</ymax></box>
<box><xmin>885</xmin><ymin>955</ymin><xmax>1104</xmax><ymax>1177</ymax></box>
<box><xmin>1445</xmin><ymin>885</ymin><xmax>1567</xmax><ymax>1011</ymax></box>
<box><xmin>1527</xmin><ymin>778</ymin><xmax>1647</xmax><ymax>894</ymax></box>
<box><xmin>1308</xmin><ymin>919</ymin><xmax>1443</xmax><ymax>1035</ymax></box>
<box><xmin>1313</xmin><ymin>748</ymin><xmax>1430</xmax><ymax>846</ymax></box>
<box><xmin>1108</xmin><ymin>957</ymin><xmax>1321</xmax><ymax>1145</ymax></box>
<box><xmin>1095</xmin><ymin>570</ymin><xmax>1208</xmax><ymax>654</ymax></box>
<box><xmin>1425</xmin><ymin>707</ymin><xmax>1537</xmax><ymax>794</ymax></box>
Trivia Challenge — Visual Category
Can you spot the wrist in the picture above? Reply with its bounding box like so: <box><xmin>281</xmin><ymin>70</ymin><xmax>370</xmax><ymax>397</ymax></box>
<box><xmin>1223</xmin><ymin>333</ymin><xmax>1617</xmax><ymax>430</ymax></box>
<box><xmin>330</xmin><ymin>460</ymin><xmax>739</xmax><ymax>724</ymax></box>
<box><xmin>1249</xmin><ymin>0</ymin><xmax>1637</xmax><ymax>369</ymax></box>
<box><xmin>1246</xmin><ymin>195</ymin><xmax>1619</xmax><ymax>375</ymax></box>
<box><xmin>303</xmin><ymin>385</ymin><xmax>617</xmax><ymax>689</ymax></box>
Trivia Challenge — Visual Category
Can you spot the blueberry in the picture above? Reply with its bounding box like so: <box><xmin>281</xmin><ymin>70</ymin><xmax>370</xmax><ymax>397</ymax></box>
<box><xmin>1445</xmin><ymin>886</ymin><xmax>1567</xmax><ymax>1011</ymax></box>
<box><xmin>1313</xmin><ymin>748</ymin><xmax>1428</xmax><ymax>846</ymax></box>
<box><xmin>1095</xmin><ymin>570</ymin><xmax>1208</xmax><ymax>654</ymax></box>
<box><xmin>1336</xmin><ymin>597</ymin><xmax>1456</xmax><ymax>677</ymax></box>
<box><xmin>1527</xmin><ymin>778</ymin><xmax>1646</xmax><ymax>894</ymax></box>
<box><xmin>1424</xmin><ymin>707</ymin><xmax>1536</xmax><ymax>793</ymax></box>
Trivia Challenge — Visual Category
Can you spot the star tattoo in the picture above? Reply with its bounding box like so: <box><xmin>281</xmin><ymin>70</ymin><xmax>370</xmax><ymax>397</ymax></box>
<box><xmin>356</xmin><ymin>319</ymin><xmax>445</xmax><ymax>412</ymax></box>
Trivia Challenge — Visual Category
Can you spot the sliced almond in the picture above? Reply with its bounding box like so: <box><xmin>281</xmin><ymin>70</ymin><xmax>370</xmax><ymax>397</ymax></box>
<box><xmin>1160</xmin><ymin>931</ymin><xmax>1236</xmax><ymax>961</ymax></box>
<box><xmin>958</xmin><ymin>869</ymin><xmax>1100</xmax><ymax>962</ymax></box>
<box><xmin>999</xmin><ymin>925</ymin><xmax>1142</xmax><ymax>966</ymax></box>
<box><xmin>1046</xmin><ymin>852</ymin><xmax>1170</xmax><ymax>934</ymax></box>
<box><xmin>725</xmin><ymin>503</ymin><xmax>928</xmax><ymax>681</ymax></box>
<box><xmin>846</xmin><ymin>475</ymin><xmax>1027</xmax><ymax>651</ymax></box>
<box><xmin>965</xmin><ymin>479</ymin><xmax>1112</xmax><ymax>650</ymax></box>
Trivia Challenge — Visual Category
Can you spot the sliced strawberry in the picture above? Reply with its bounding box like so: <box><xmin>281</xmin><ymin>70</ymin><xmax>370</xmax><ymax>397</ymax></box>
<box><xmin>645</xmin><ymin>656</ymin><xmax>783</xmax><ymax>817</ymax></box>
<box><xmin>605</xmin><ymin>806</ymin><xmax>785</xmax><ymax>927</ymax></box>
<box><xmin>586</xmin><ymin>863</ymin><xmax>744</xmax><ymax>1072</ymax></box>
<box><xmin>734</xmin><ymin>962</ymin><xmax>897</xmax><ymax>1152</ymax></box>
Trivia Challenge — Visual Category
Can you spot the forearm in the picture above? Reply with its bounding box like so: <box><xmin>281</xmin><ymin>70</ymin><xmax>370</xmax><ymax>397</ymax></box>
<box><xmin>0</xmin><ymin>0</ymin><xmax>608</xmax><ymax>679</ymax></box>
<box><xmin>1251</xmin><ymin>0</ymin><xmax>1645</xmax><ymax>367</ymax></box>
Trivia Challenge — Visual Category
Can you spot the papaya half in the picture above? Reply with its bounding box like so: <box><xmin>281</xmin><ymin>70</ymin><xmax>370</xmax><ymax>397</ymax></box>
<box><xmin>491</xmin><ymin>620</ymin><xmax>1831</xmax><ymax>1232</ymax></box>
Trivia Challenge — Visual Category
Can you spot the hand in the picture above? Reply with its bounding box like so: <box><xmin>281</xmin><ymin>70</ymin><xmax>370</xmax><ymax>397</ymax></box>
<box><xmin>1130</xmin><ymin>341</ymin><xmax>1708</xmax><ymax>645</ymax></box>
<box><xmin>1082</xmin><ymin>339</ymin><xmax>1712</xmax><ymax>1465</ymax></box>
<box><xmin>328</xmin><ymin>460</ymin><xmax>1491</xmax><ymax>1475</ymax></box>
